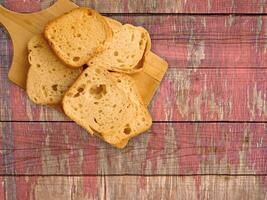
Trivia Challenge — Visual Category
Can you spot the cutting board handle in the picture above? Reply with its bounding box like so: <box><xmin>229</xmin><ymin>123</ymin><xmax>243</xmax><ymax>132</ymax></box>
<box><xmin>0</xmin><ymin>0</ymin><xmax>78</xmax><ymax>87</ymax></box>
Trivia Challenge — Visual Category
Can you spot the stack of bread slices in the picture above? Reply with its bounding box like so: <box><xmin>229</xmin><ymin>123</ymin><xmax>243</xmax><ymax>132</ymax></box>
<box><xmin>26</xmin><ymin>7</ymin><xmax>152</xmax><ymax>148</ymax></box>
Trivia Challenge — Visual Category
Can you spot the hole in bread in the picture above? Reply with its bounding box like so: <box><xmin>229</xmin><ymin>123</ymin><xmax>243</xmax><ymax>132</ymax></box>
<box><xmin>36</xmin><ymin>64</ymin><xmax>41</xmax><ymax>68</ymax></box>
<box><xmin>95</xmin><ymin>69</ymin><xmax>101</xmax><ymax>74</ymax></box>
<box><xmin>73</xmin><ymin>57</ymin><xmax>80</xmax><ymax>62</ymax></box>
<box><xmin>71</xmin><ymin>26</ymin><xmax>75</xmax><ymax>30</ymax></box>
<box><xmin>142</xmin><ymin>117</ymin><xmax>145</xmax><ymax>122</ymax></box>
<box><xmin>110</xmin><ymin>126</ymin><xmax>114</xmax><ymax>129</ymax></box>
<box><xmin>93</xmin><ymin>118</ymin><xmax>98</xmax><ymax>124</ymax></box>
<box><xmin>86</xmin><ymin>10</ymin><xmax>92</xmax><ymax>15</ymax></box>
<box><xmin>117</xmin><ymin>59</ymin><xmax>123</xmax><ymax>63</ymax></box>
<box><xmin>114</xmin><ymin>51</ymin><xmax>119</xmax><ymax>56</ymax></box>
<box><xmin>90</xmin><ymin>85</ymin><xmax>107</xmax><ymax>99</ymax></box>
<box><xmin>139</xmin><ymin>40</ymin><xmax>144</xmax><ymax>47</ymax></box>
<box><xmin>131</xmin><ymin>55</ymin><xmax>135</xmax><ymax>58</ymax></box>
<box><xmin>64</xmin><ymin>75</ymin><xmax>67</xmax><ymax>78</ymax></box>
<box><xmin>51</xmin><ymin>36</ymin><xmax>55</xmax><ymax>40</ymax></box>
<box><xmin>50</xmin><ymin>98</ymin><xmax>53</xmax><ymax>102</ymax></box>
<box><xmin>52</xmin><ymin>84</ymin><xmax>58</xmax><ymax>91</ymax></box>
<box><xmin>52</xmin><ymin>68</ymin><xmax>56</xmax><ymax>72</ymax></box>
<box><xmin>78</xmin><ymin>87</ymin><xmax>85</xmax><ymax>93</ymax></box>
<box><xmin>66</xmin><ymin>92</ymin><xmax>73</xmax><ymax>97</ymax></box>
<box><xmin>119</xmin><ymin>109</ymin><xmax>122</xmax><ymax>113</ymax></box>
<box><xmin>77</xmin><ymin>33</ymin><xmax>81</xmax><ymax>37</ymax></box>
<box><xmin>78</xmin><ymin>47</ymin><xmax>82</xmax><ymax>50</ymax></box>
<box><xmin>119</xmin><ymin>64</ymin><xmax>125</xmax><ymax>68</ymax></box>
<box><xmin>141</xmin><ymin>33</ymin><xmax>146</xmax><ymax>39</ymax></box>
<box><xmin>117</xmin><ymin>79</ymin><xmax>121</xmax><ymax>83</ymax></box>
<box><xmin>67</xmin><ymin>53</ymin><xmax>70</xmax><ymax>57</ymax></box>
<box><xmin>84</xmin><ymin>73</ymin><xmax>88</xmax><ymax>77</ymax></box>
<box><xmin>113</xmin><ymin>104</ymin><xmax>117</xmax><ymax>108</ymax></box>
<box><xmin>53</xmin><ymin>29</ymin><xmax>56</xmax><ymax>33</ymax></box>
<box><xmin>34</xmin><ymin>97</ymin><xmax>37</xmax><ymax>102</ymax></box>
<box><xmin>78</xmin><ymin>104</ymin><xmax>82</xmax><ymax>108</ymax></box>
<box><xmin>33</xmin><ymin>44</ymin><xmax>42</xmax><ymax>48</ymax></box>
<box><xmin>98</xmin><ymin>110</ymin><xmax>102</xmax><ymax>113</ymax></box>
<box><xmin>83</xmin><ymin>64</ymin><xmax>88</xmax><ymax>70</ymax></box>
<box><xmin>94</xmin><ymin>102</ymin><xmax>99</xmax><ymax>105</ymax></box>
<box><xmin>123</xmin><ymin>125</ymin><xmax>131</xmax><ymax>135</ymax></box>
<box><xmin>42</xmin><ymin>86</ymin><xmax>48</xmax><ymax>97</ymax></box>
<box><xmin>74</xmin><ymin>93</ymin><xmax>80</xmax><ymax>98</ymax></box>
<box><xmin>131</xmin><ymin>34</ymin><xmax>135</xmax><ymax>41</ymax></box>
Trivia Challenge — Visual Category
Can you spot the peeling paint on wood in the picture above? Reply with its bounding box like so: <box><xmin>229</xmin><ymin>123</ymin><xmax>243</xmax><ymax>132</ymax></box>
<box><xmin>1</xmin><ymin>1</ymin><xmax>267</xmax><ymax>199</ymax></box>
<box><xmin>0</xmin><ymin>122</ymin><xmax>267</xmax><ymax>175</ymax></box>
<box><xmin>2</xmin><ymin>176</ymin><xmax>265</xmax><ymax>200</ymax></box>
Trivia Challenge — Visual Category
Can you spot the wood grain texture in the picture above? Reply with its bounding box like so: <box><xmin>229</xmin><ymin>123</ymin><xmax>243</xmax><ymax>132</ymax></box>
<box><xmin>0</xmin><ymin>175</ymin><xmax>265</xmax><ymax>200</ymax></box>
<box><xmin>2</xmin><ymin>15</ymin><xmax>267</xmax><ymax>121</ymax></box>
<box><xmin>0</xmin><ymin>122</ymin><xmax>267</xmax><ymax>175</ymax></box>
<box><xmin>1</xmin><ymin>68</ymin><xmax>267</xmax><ymax>122</ymax></box>
<box><xmin>3</xmin><ymin>0</ymin><xmax>267</xmax><ymax>14</ymax></box>
<box><xmin>1</xmin><ymin>1</ymin><xmax>267</xmax><ymax>199</ymax></box>
<box><xmin>3</xmin><ymin>15</ymin><xmax>267</xmax><ymax>69</ymax></box>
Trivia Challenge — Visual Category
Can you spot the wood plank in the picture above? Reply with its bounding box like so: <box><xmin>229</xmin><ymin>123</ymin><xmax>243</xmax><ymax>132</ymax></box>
<box><xmin>0</xmin><ymin>122</ymin><xmax>267</xmax><ymax>175</ymax></box>
<box><xmin>3</xmin><ymin>175</ymin><xmax>267</xmax><ymax>200</ymax></box>
<box><xmin>4</xmin><ymin>0</ymin><xmax>267</xmax><ymax>14</ymax></box>
<box><xmin>2</xmin><ymin>15</ymin><xmax>267</xmax><ymax>121</ymax></box>
<box><xmin>3</xmin><ymin>15</ymin><xmax>267</xmax><ymax>70</ymax></box>
<box><xmin>1</xmin><ymin>68</ymin><xmax>267</xmax><ymax>121</ymax></box>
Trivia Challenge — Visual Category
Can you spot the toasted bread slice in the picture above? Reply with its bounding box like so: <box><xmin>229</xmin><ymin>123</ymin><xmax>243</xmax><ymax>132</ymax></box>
<box><xmin>63</xmin><ymin>67</ymin><xmax>152</xmax><ymax>147</ymax></box>
<box><xmin>26</xmin><ymin>35</ymin><xmax>82</xmax><ymax>105</ymax></box>
<box><xmin>44</xmin><ymin>7</ymin><xmax>113</xmax><ymax>67</ymax></box>
<box><xmin>88</xmin><ymin>24</ymin><xmax>151</xmax><ymax>74</ymax></box>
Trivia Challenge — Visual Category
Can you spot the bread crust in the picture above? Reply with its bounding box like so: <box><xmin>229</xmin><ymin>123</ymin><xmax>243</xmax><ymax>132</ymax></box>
<box><xmin>44</xmin><ymin>7</ymin><xmax>113</xmax><ymax>68</ymax></box>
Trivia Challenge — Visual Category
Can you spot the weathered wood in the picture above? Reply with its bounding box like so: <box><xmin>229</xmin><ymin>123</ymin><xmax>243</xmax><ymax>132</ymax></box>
<box><xmin>0</xmin><ymin>122</ymin><xmax>267</xmax><ymax>175</ymax></box>
<box><xmin>3</xmin><ymin>0</ymin><xmax>267</xmax><ymax>14</ymax></box>
<box><xmin>2</xmin><ymin>15</ymin><xmax>267</xmax><ymax>121</ymax></box>
<box><xmin>3</xmin><ymin>15</ymin><xmax>267</xmax><ymax>69</ymax></box>
<box><xmin>1</xmin><ymin>68</ymin><xmax>267</xmax><ymax>121</ymax></box>
<box><xmin>1</xmin><ymin>175</ymin><xmax>265</xmax><ymax>200</ymax></box>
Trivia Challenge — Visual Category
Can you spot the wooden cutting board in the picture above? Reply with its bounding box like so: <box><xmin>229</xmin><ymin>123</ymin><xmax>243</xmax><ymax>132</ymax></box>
<box><xmin>0</xmin><ymin>0</ymin><xmax>168</xmax><ymax>106</ymax></box>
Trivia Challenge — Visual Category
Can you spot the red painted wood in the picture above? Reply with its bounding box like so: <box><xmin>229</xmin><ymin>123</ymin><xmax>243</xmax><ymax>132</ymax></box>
<box><xmin>3</xmin><ymin>176</ymin><xmax>267</xmax><ymax>200</ymax></box>
<box><xmin>0</xmin><ymin>122</ymin><xmax>266</xmax><ymax>175</ymax></box>
<box><xmin>3</xmin><ymin>0</ymin><xmax>267</xmax><ymax>14</ymax></box>
<box><xmin>1</xmin><ymin>15</ymin><xmax>267</xmax><ymax>121</ymax></box>
<box><xmin>4</xmin><ymin>15</ymin><xmax>267</xmax><ymax>70</ymax></box>
<box><xmin>76</xmin><ymin>0</ymin><xmax>267</xmax><ymax>14</ymax></box>
<box><xmin>1</xmin><ymin>68</ymin><xmax>267</xmax><ymax>121</ymax></box>
<box><xmin>3</xmin><ymin>0</ymin><xmax>41</xmax><ymax>12</ymax></box>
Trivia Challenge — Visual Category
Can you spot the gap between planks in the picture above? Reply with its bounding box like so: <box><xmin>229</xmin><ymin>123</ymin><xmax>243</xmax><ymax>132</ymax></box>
<box><xmin>1</xmin><ymin>121</ymin><xmax>267</xmax><ymax>123</ymax></box>
<box><xmin>1</xmin><ymin>174</ymin><xmax>267</xmax><ymax>177</ymax></box>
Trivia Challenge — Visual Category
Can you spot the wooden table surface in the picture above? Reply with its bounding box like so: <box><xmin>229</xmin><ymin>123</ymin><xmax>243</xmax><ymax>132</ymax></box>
<box><xmin>1</xmin><ymin>0</ymin><xmax>267</xmax><ymax>199</ymax></box>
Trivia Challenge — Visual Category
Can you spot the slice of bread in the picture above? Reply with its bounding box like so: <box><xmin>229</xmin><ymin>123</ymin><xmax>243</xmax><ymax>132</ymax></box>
<box><xmin>105</xmin><ymin>17</ymin><xmax>122</xmax><ymax>33</ymax></box>
<box><xmin>44</xmin><ymin>7</ymin><xmax>113</xmax><ymax>67</ymax></box>
<box><xmin>26</xmin><ymin>35</ymin><xmax>82</xmax><ymax>105</ymax></box>
<box><xmin>88</xmin><ymin>24</ymin><xmax>151</xmax><ymax>74</ymax></box>
<box><xmin>62</xmin><ymin>67</ymin><xmax>152</xmax><ymax>147</ymax></box>
<box><xmin>108</xmin><ymin>73</ymin><xmax>152</xmax><ymax>146</ymax></box>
